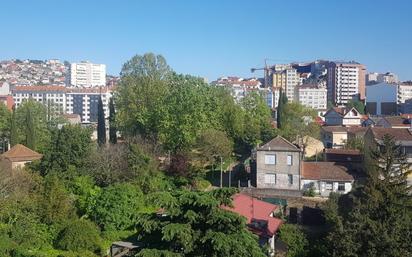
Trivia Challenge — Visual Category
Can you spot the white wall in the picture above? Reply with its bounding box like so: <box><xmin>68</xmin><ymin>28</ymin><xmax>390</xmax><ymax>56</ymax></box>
<box><xmin>366</xmin><ymin>82</ymin><xmax>398</xmax><ymax>115</ymax></box>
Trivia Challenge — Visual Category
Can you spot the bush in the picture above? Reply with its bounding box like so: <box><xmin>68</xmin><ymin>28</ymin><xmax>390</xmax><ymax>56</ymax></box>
<box><xmin>56</xmin><ymin>219</ymin><xmax>101</xmax><ymax>253</ymax></box>
<box><xmin>303</xmin><ymin>185</ymin><xmax>316</xmax><ymax>197</ymax></box>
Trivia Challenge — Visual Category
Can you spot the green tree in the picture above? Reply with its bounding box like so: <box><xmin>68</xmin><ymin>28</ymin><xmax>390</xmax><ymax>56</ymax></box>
<box><xmin>88</xmin><ymin>183</ymin><xmax>146</xmax><ymax>231</ymax></box>
<box><xmin>135</xmin><ymin>189</ymin><xmax>266</xmax><ymax>257</ymax></box>
<box><xmin>38</xmin><ymin>125</ymin><xmax>92</xmax><ymax>176</ymax></box>
<box><xmin>0</xmin><ymin>103</ymin><xmax>11</xmax><ymax>151</ymax></box>
<box><xmin>97</xmin><ymin>97</ymin><xmax>106</xmax><ymax>146</ymax></box>
<box><xmin>279</xmin><ymin>102</ymin><xmax>320</xmax><ymax>142</ymax></box>
<box><xmin>344</xmin><ymin>137</ymin><xmax>364</xmax><ymax>151</ymax></box>
<box><xmin>15</xmin><ymin>99</ymin><xmax>53</xmax><ymax>152</ymax></box>
<box><xmin>56</xmin><ymin>218</ymin><xmax>102</xmax><ymax>253</ymax></box>
<box><xmin>196</xmin><ymin>128</ymin><xmax>233</xmax><ymax>166</ymax></box>
<box><xmin>9</xmin><ymin>107</ymin><xmax>18</xmax><ymax>147</ymax></box>
<box><xmin>109</xmin><ymin>97</ymin><xmax>117</xmax><ymax>144</ymax></box>
<box><xmin>25</xmin><ymin>107</ymin><xmax>36</xmax><ymax>150</ymax></box>
<box><xmin>120</xmin><ymin>52</ymin><xmax>171</xmax><ymax>80</ymax></box>
<box><xmin>346</xmin><ymin>99</ymin><xmax>365</xmax><ymax>114</ymax></box>
<box><xmin>326</xmin><ymin>135</ymin><xmax>412</xmax><ymax>257</ymax></box>
<box><xmin>278</xmin><ymin>224</ymin><xmax>309</xmax><ymax>257</ymax></box>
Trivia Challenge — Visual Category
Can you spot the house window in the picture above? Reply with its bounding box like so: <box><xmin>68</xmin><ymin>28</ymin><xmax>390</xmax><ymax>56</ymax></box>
<box><xmin>288</xmin><ymin>174</ymin><xmax>293</xmax><ymax>185</ymax></box>
<box><xmin>338</xmin><ymin>183</ymin><xmax>345</xmax><ymax>191</ymax></box>
<box><xmin>287</xmin><ymin>155</ymin><xmax>293</xmax><ymax>166</ymax></box>
<box><xmin>264</xmin><ymin>155</ymin><xmax>276</xmax><ymax>165</ymax></box>
<box><xmin>264</xmin><ymin>174</ymin><xmax>276</xmax><ymax>184</ymax></box>
<box><xmin>325</xmin><ymin>182</ymin><xmax>333</xmax><ymax>190</ymax></box>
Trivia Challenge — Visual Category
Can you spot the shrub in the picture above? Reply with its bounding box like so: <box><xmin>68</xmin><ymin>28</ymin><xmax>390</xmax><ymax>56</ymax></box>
<box><xmin>56</xmin><ymin>219</ymin><xmax>101</xmax><ymax>253</ymax></box>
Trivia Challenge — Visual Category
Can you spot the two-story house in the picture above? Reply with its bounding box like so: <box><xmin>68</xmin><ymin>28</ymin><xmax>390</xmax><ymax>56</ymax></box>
<box><xmin>255</xmin><ymin>136</ymin><xmax>301</xmax><ymax>191</ymax></box>
<box><xmin>323</xmin><ymin>107</ymin><xmax>362</xmax><ymax>126</ymax></box>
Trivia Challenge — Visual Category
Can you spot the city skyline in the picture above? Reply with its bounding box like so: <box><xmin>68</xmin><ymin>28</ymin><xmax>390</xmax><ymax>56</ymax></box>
<box><xmin>1</xmin><ymin>0</ymin><xmax>411</xmax><ymax>81</ymax></box>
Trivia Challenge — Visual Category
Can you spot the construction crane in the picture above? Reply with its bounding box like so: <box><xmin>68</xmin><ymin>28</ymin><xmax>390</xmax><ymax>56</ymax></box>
<box><xmin>250</xmin><ymin>58</ymin><xmax>271</xmax><ymax>88</ymax></box>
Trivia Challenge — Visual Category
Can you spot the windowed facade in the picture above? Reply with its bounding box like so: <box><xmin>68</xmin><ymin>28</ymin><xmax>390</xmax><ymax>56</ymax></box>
<box><xmin>264</xmin><ymin>154</ymin><xmax>276</xmax><ymax>165</ymax></box>
<box><xmin>287</xmin><ymin>155</ymin><xmax>293</xmax><ymax>166</ymax></box>
<box><xmin>264</xmin><ymin>174</ymin><xmax>276</xmax><ymax>184</ymax></box>
<box><xmin>288</xmin><ymin>174</ymin><xmax>293</xmax><ymax>185</ymax></box>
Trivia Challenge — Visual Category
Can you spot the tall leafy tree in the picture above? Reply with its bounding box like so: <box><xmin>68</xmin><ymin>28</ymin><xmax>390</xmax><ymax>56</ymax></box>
<box><xmin>120</xmin><ymin>53</ymin><xmax>171</xmax><ymax>80</ymax></box>
<box><xmin>97</xmin><ymin>96</ymin><xmax>106</xmax><ymax>146</ymax></box>
<box><xmin>25</xmin><ymin>107</ymin><xmax>36</xmax><ymax>150</ymax></box>
<box><xmin>0</xmin><ymin>103</ymin><xmax>11</xmax><ymax>151</ymax></box>
<box><xmin>325</xmin><ymin>135</ymin><xmax>412</xmax><ymax>257</ymax></box>
<box><xmin>135</xmin><ymin>189</ymin><xmax>266</xmax><ymax>257</ymax></box>
<box><xmin>109</xmin><ymin>97</ymin><xmax>117</xmax><ymax>144</ymax></box>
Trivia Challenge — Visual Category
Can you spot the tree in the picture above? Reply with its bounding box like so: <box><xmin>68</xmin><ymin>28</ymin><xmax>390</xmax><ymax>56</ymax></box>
<box><xmin>278</xmin><ymin>224</ymin><xmax>309</xmax><ymax>257</ymax></box>
<box><xmin>38</xmin><ymin>125</ymin><xmax>92</xmax><ymax>176</ymax></box>
<box><xmin>276</xmin><ymin>89</ymin><xmax>284</xmax><ymax>129</ymax></box>
<box><xmin>56</xmin><ymin>218</ymin><xmax>102</xmax><ymax>253</ymax></box>
<box><xmin>25</xmin><ymin>107</ymin><xmax>36</xmax><ymax>150</ymax></box>
<box><xmin>325</xmin><ymin>135</ymin><xmax>412</xmax><ymax>257</ymax></box>
<box><xmin>279</xmin><ymin>102</ymin><xmax>320</xmax><ymax>142</ymax></box>
<box><xmin>346</xmin><ymin>99</ymin><xmax>365</xmax><ymax>114</ymax></box>
<box><xmin>9</xmin><ymin>107</ymin><xmax>18</xmax><ymax>147</ymax></box>
<box><xmin>196</xmin><ymin>128</ymin><xmax>233</xmax><ymax>166</ymax></box>
<box><xmin>135</xmin><ymin>189</ymin><xmax>266</xmax><ymax>257</ymax></box>
<box><xmin>120</xmin><ymin>53</ymin><xmax>171</xmax><ymax>81</ymax></box>
<box><xmin>109</xmin><ymin>97</ymin><xmax>117</xmax><ymax>144</ymax></box>
<box><xmin>97</xmin><ymin>96</ymin><xmax>106</xmax><ymax>146</ymax></box>
<box><xmin>343</xmin><ymin>137</ymin><xmax>364</xmax><ymax>151</ymax></box>
<box><xmin>87</xmin><ymin>183</ymin><xmax>145</xmax><ymax>231</ymax></box>
<box><xmin>0</xmin><ymin>103</ymin><xmax>11</xmax><ymax>151</ymax></box>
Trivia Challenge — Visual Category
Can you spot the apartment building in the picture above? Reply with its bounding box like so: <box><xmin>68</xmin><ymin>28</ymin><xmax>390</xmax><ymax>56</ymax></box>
<box><xmin>12</xmin><ymin>86</ymin><xmax>66</xmax><ymax>111</ymax></box>
<box><xmin>297</xmin><ymin>84</ymin><xmax>327</xmax><ymax>110</ymax></box>
<box><xmin>66</xmin><ymin>87</ymin><xmax>111</xmax><ymax>123</ymax></box>
<box><xmin>327</xmin><ymin>61</ymin><xmax>366</xmax><ymax>105</ymax></box>
<box><xmin>11</xmin><ymin>86</ymin><xmax>112</xmax><ymax>123</ymax></box>
<box><xmin>271</xmin><ymin>65</ymin><xmax>300</xmax><ymax>101</ymax></box>
<box><xmin>70</xmin><ymin>61</ymin><xmax>106</xmax><ymax>87</ymax></box>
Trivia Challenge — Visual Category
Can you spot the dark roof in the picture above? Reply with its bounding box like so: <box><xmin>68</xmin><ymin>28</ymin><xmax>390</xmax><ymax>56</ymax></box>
<box><xmin>257</xmin><ymin>136</ymin><xmax>300</xmax><ymax>151</ymax></box>
<box><xmin>382</xmin><ymin>116</ymin><xmax>410</xmax><ymax>127</ymax></box>
<box><xmin>301</xmin><ymin>162</ymin><xmax>354</xmax><ymax>181</ymax></box>
<box><xmin>369</xmin><ymin>127</ymin><xmax>412</xmax><ymax>142</ymax></box>
<box><xmin>321</xmin><ymin>126</ymin><xmax>348</xmax><ymax>133</ymax></box>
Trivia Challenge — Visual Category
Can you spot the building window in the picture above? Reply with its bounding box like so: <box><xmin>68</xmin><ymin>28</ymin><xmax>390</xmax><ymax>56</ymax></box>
<box><xmin>287</xmin><ymin>155</ymin><xmax>293</xmax><ymax>165</ymax></box>
<box><xmin>326</xmin><ymin>182</ymin><xmax>333</xmax><ymax>190</ymax></box>
<box><xmin>338</xmin><ymin>183</ymin><xmax>345</xmax><ymax>191</ymax></box>
<box><xmin>288</xmin><ymin>174</ymin><xmax>293</xmax><ymax>185</ymax></box>
<box><xmin>264</xmin><ymin>155</ymin><xmax>276</xmax><ymax>165</ymax></box>
<box><xmin>264</xmin><ymin>174</ymin><xmax>276</xmax><ymax>184</ymax></box>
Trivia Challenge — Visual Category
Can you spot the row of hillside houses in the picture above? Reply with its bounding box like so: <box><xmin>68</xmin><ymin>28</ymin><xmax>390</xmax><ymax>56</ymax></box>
<box><xmin>252</xmin><ymin>127</ymin><xmax>412</xmax><ymax>196</ymax></box>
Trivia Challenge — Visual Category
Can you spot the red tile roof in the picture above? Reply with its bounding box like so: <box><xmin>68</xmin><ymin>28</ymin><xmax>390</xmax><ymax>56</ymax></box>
<box><xmin>0</xmin><ymin>95</ymin><xmax>14</xmax><ymax>110</ymax></box>
<box><xmin>221</xmin><ymin>193</ymin><xmax>282</xmax><ymax>237</ymax></box>
<box><xmin>13</xmin><ymin>85</ymin><xmax>67</xmax><ymax>92</ymax></box>
<box><xmin>301</xmin><ymin>162</ymin><xmax>354</xmax><ymax>181</ymax></box>
<box><xmin>1</xmin><ymin>144</ymin><xmax>42</xmax><ymax>162</ymax></box>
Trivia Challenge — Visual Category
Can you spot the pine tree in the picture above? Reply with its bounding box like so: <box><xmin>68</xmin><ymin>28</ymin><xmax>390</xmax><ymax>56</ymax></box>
<box><xmin>10</xmin><ymin>106</ymin><xmax>18</xmax><ymax>147</ymax></box>
<box><xmin>25</xmin><ymin>107</ymin><xmax>35</xmax><ymax>150</ymax></box>
<box><xmin>97</xmin><ymin>97</ymin><xmax>106</xmax><ymax>146</ymax></box>
<box><xmin>326</xmin><ymin>134</ymin><xmax>412</xmax><ymax>257</ymax></box>
<box><xmin>108</xmin><ymin>98</ymin><xmax>117</xmax><ymax>144</ymax></box>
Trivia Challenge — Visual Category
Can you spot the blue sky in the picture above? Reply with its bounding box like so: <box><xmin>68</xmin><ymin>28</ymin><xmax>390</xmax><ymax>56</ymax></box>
<box><xmin>1</xmin><ymin>0</ymin><xmax>411</xmax><ymax>81</ymax></box>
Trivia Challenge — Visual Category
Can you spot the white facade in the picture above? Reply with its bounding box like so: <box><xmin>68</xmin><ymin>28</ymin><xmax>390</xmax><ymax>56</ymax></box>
<box><xmin>298</xmin><ymin>86</ymin><xmax>327</xmax><ymax>110</ymax></box>
<box><xmin>0</xmin><ymin>82</ymin><xmax>10</xmax><ymax>95</ymax></box>
<box><xmin>366</xmin><ymin>82</ymin><xmax>398</xmax><ymax>115</ymax></box>
<box><xmin>12</xmin><ymin>86</ymin><xmax>66</xmax><ymax>112</ymax></box>
<box><xmin>11</xmin><ymin>86</ymin><xmax>112</xmax><ymax>124</ymax></box>
<box><xmin>335</xmin><ymin>66</ymin><xmax>358</xmax><ymax>104</ymax></box>
<box><xmin>398</xmin><ymin>83</ymin><xmax>412</xmax><ymax>104</ymax></box>
<box><xmin>70</xmin><ymin>61</ymin><xmax>106</xmax><ymax>87</ymax></box>
<box><xmin>301</xmin><ymin>179</ymin><xmax>352</xmax><ymax>197</ymax></box>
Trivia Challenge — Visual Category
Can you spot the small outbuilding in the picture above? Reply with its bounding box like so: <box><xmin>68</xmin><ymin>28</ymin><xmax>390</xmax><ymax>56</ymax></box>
<box><xmin>0</xmin><ymin>144</ymin><xmax>42</xmax><ymax>171</ymax></box>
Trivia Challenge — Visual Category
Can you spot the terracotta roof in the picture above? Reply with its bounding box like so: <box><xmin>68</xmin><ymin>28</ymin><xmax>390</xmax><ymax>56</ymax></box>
<box><xmin>347</xmin><ymin>126</ymin><xmax>368</xmax><ymax>135</ymax></box>
<box><xmin>0</xmin><ymin>95</ymin><xmax>14</xmax><ymax>110</ymax></box>
<box><xmin>221</xmin><ymin>193</ymin><xmax>283</xmax><ymax>237</ymax></box>
<box><xmin>1</xmin><ymin>144</ymin><xmax>42</xmax><ymax>162</ymax></box>
<box><xmin>66</xmin><ymin>87</ymin><xmax>111</xmax><ymax>94</ymax></box>
<box><xmin>13</xmin><ymin>86</ymin><xmax>67</xmax><ymax>92</ymax></box>
<box><xmin>324</xmin><ymin>106</ymin><xmax>359</xmax><ymax>118</ymax></box>
<box><xmin>258</xmin><ymin>136</ymin><xmax>300</xmax><ymax>151</ymax></box>
<box><xmin>321</xmin><ymin>126</ymin><xmax>348</xmax><ymax>133</ymax></box>
<box><xmin>370</xmin><ymin>127</ymin><xmax>412</xmax><ymax>142</ymax></box>
<box><xmin>301</xmin><ymin>162</ymin><xmax>354</xmax><ymax>181</ymax></box>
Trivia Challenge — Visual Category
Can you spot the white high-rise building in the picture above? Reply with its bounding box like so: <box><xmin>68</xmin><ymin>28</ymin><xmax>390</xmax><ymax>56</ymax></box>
<box><xmin>70</xmin><ymin>61</ymin><xmax>106</xmax><ymax>87</ymax></box>
<box><xmin>298</xmin><ymin>85</ymin><xmax>327</xmax><ymax>110</ymax></box>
